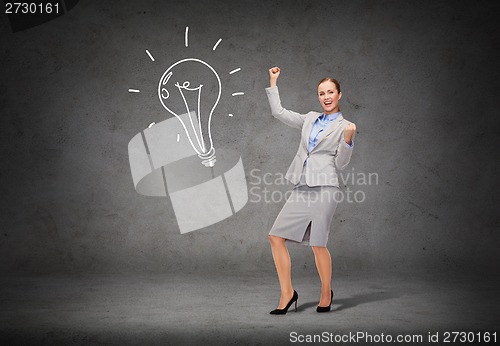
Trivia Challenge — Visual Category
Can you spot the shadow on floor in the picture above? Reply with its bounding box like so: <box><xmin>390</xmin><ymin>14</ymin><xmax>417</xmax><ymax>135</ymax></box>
<box><xmin>297</xmin><ymin>291</ymin><xmax>401</xmax><ymax>312</ymax></box>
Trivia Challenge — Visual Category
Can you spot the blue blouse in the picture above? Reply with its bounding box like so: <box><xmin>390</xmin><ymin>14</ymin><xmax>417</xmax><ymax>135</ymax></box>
<box><xmin>305</xmin><ymin>112</ymin><xmax>354</xmax><ymax>166</ymax></box>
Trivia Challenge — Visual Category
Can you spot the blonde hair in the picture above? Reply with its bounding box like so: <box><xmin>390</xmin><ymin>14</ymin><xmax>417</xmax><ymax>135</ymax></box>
<box><xmin>317</xmin><ymin>77</ymin><xmax>341</xmax><ymax>93</ymax></box>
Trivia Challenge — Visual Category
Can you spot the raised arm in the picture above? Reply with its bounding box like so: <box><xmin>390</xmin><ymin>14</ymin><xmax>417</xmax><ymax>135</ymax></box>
<box><xmin>265</xmin><ymin>66</ymin><xmax>307</xmax><ymax>130</ymax></box>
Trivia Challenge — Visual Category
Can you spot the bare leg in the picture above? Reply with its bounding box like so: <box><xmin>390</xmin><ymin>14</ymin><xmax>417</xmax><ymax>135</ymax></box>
<box><xmin>268</xmin><ymin>235</ymin><xmax>294</xmax><ymax>309</ymax></box>
<box><xmin>312</xmin><ymin>246</ymin><xmax>332</xmax><ymax>306</ymax></box>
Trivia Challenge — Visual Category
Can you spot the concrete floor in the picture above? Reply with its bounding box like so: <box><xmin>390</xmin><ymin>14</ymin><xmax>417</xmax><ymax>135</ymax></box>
<box><xmin>1</xmin><ymin>270</ymin><xmax>498</xmax><ymax>345</ymax></box>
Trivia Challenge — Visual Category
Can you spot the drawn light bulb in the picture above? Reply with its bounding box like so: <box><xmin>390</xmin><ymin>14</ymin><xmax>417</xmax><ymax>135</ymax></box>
<box><xmin>158</xmin><ymin>58</ymin><xmax>221</xmax><ymax>167</ymax></box>
<box><xmin>128</xmin><ymin>28</ymin><xmax>249</xmax><ymax>233</ymax></box>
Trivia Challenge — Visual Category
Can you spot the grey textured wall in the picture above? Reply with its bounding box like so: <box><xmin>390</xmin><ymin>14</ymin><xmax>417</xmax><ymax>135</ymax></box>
<box><xmin>1</xmin><ymin>0</ymin><xmax>499</xmax><ymax>275</ymax></box>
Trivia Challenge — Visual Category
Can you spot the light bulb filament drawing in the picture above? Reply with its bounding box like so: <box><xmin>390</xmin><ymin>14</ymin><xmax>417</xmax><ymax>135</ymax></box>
<box><xmin>175</xmin><ymin>81</ymin><xmax>205</xmax><ymax>153</ymax></box>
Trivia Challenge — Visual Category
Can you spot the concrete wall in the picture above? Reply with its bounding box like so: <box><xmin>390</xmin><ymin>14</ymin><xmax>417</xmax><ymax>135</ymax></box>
<box><xmin>1</xmin><ymin>0</ymin><xmax>498</xmax><ymax>275</ymax></box>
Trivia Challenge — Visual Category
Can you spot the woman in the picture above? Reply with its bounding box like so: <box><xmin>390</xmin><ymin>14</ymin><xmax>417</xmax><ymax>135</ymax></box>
<box><xmin>266</xmin><ymin>66</ymin><xmax>356</xmax><ymax>314</ymax></box>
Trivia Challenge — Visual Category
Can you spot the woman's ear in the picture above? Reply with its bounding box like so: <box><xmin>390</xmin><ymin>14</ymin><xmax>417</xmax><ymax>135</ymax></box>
<box><xmin>338</xmin><ymin>91</ymin><xmax>342</xmax><ymax>100</ymax></box>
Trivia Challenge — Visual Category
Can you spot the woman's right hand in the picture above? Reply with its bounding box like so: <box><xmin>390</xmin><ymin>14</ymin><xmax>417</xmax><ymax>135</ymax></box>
<box><xmin>269</xmin><ymin>66</ymin><xmax>280</xmax><ymax>87</ymax></box>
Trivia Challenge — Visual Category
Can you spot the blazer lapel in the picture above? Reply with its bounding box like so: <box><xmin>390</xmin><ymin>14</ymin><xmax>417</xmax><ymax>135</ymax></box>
<box><xmin>311</xmin><ymin>114</ymin><xmax>344</xmax><ymax>152</ymax></box>
<box><xmin>302</xmin><ymin>112</ymin><xmax>322</xmax><ymax>151</ymax></box>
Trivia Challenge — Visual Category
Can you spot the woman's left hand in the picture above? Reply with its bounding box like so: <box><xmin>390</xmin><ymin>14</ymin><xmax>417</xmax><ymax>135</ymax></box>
<box><xmin>344</xmin><ymin>123</ymin><xmax>356</xmax><ymax>145</ymax></box>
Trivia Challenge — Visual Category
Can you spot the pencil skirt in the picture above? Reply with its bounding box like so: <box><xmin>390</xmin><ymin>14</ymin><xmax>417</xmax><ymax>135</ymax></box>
<box><xmin>268</xmin><ymin>184</ymin><xmax>341</xmax><ymax>247</ymax></box>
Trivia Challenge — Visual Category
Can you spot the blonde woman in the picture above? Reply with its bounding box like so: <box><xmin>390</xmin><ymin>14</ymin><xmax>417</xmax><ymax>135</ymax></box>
<box><xmin>266</xmin><ymin>67</ymin><xmax>356</xmax><ymax>314</ymax></box>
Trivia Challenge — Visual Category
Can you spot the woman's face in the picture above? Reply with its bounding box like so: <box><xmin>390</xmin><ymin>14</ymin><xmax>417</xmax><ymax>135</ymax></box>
<box><xmin>317</xmin><ymin>81</ymin><xmax>342</xmax><ymax>114</ymax></box>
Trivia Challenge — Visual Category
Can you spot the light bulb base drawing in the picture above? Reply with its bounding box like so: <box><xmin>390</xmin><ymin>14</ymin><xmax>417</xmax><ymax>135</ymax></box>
<box><xmin>198</xmin><ymin>147</ymin><xmax>216</xmax><ymax>167</ymax></box>
<box><xmin>128</xmin><ymin>114</ymin><xmax>248</xmax><ymax>233</ymax></box>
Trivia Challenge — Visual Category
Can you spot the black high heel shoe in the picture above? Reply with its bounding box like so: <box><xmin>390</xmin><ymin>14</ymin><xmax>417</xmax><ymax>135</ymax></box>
<box><xmin>316</xmin><ymin>290</ymin><xmax>334</xmax><ymax>313</ymax></box>
<box><xmin>270</xmin><ymin>290</ymin><xmax>298</xmax><ymax>315</ymax></box>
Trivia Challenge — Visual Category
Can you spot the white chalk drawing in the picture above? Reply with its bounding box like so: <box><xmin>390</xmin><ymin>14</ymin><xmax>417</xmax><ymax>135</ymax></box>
<box><xmin>212</xmin><ymin>38</ymin><xmax>222</xmax><ymax>51</ymax></box>
<box><xmin>158</xmin><ymin>58</ymin><xmax>221</xmax><ymax>167</ymax></box>
<box><xmin>127</xmin><ymin>26</ymin><xmax>249</xmax><ymax>233</ymax></box>
<box><xmin>145</xmin><ymin>49</ymin><xmax>155</xmax><ymax>62</ymax></box>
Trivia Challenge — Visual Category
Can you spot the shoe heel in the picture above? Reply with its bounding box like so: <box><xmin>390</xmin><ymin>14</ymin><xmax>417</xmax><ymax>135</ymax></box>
<box><xmin>294</xmin><ymin>300</ymin><xmax>298</xmax><ymax>312</ymax></box>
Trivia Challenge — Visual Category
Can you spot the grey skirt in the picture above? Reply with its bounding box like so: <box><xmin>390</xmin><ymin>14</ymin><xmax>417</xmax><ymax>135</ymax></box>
<box><xmin>268</xmin><ymin>173</ymin><xmax>341</xmax><ymax>247</ymax></box>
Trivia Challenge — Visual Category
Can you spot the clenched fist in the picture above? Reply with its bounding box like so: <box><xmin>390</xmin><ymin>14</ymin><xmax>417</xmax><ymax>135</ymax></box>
<box><xmin>344</xmin><ymin>123</ymin><xmax>356</xmax><ymax>145</ymax></box>
<box><xmin>269</xmin><ymin>66</ymin><xmax>280</xmax><ymax>87</ymax></box>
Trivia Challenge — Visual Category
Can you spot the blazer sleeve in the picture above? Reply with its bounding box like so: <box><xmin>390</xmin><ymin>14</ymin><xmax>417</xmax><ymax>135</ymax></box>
<box><xmin>265</xmin><ymin>86</ymin><xmax>307</xmax><ymax>130</ymax></box>
<box><xmin>334</xmin><ymin>133</ymin><xmax>355</xmax><ymax>171</ymax></box>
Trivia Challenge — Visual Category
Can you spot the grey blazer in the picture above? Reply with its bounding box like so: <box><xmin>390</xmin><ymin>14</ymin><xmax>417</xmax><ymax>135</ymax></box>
<box><xmin>265</xmin><ymin>86</ymin><xmax>355</xmax><ymax>188</ymax></box>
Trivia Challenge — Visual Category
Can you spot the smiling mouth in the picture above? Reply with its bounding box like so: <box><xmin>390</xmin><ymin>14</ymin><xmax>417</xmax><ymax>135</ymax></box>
<box><xmin>324</xmin><ymin>101</ymin><xmax>332</xmax><ymax>106</ymax></box>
